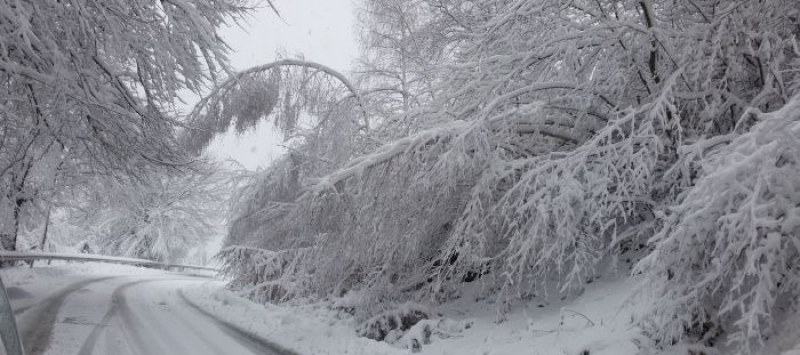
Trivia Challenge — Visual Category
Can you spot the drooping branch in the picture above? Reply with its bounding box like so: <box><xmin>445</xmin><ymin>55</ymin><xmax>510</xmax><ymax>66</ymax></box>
<box><xmin>301</xmin><ymin>119</ymin><xmax>471</xmax><ymax>195</ymax></box>
<box><xmin>186</xmin><ymin>59</ymin><xmax>370</xmax><ymax>148</ymax></box>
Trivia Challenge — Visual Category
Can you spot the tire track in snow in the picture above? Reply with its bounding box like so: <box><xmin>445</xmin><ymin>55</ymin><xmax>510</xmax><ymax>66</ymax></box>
<box><xmin>177</xmin><ymin>289</ymin><xmax>296</xmax><ymax>355</ymax></box>
<box><xmin>77</xmin><ymin>276</ymin><xmax>220</xmax><ymax>355</ymax></box>
<box><xmin>165</xmin><ymin>303</ymin><xmax>231</xmax><ymax>355</ymax></box>
<box><xmin>19</xmin><ymin>276</ymin><xmax>119</xmax><ymax>355</ymax></box>
<box><xmin>76</xmin><ymin>279</ymin><xmax>154</xmax><ymax>355</ymax></box>
<box><xmin>12</xmin><ymin>276</ymin><xmax>117</xmax><ymax>316</ymax></box>
<box><xmin>78</xmin><ymin>277</ymin><xmax>203</xmax><ymax>355</ymax></box>
<box><xmin>115</xmin><ymin>282</ymin><xmax>193</xmax><ymax>355</ymax></box>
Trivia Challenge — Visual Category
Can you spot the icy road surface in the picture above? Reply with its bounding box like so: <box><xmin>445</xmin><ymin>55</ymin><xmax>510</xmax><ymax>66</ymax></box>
<box><xmin>8</xmin><ymin>274</ymin><xmax>287</xmax><ymax>355</ymax></box>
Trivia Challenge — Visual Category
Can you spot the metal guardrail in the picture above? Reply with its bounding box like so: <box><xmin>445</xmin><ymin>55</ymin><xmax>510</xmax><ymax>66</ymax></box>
<box><xmin>0</xmin><ymin>251</ymin><xmax>219</xmax><ymax>272</ymax></box>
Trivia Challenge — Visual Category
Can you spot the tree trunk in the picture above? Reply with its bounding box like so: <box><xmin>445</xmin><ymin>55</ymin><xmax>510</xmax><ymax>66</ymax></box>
<box><xmin>0</xmin><ymin>200</ymin><xmax>21</xmax><ymax>267</ymax></box>
<box><xmin>0</xmin><ymin>199</ymin><xmax>21</xmax><ymax>252</ymax></box>
<box><xmin>30</xmin><ymin>207</ymin><xmax>52</xmax><ymax>268</ymax></box>
<box><xmin>1</xmin><ymin>163</ymin><xmax>32</xmax><ymax>266</ymax></box>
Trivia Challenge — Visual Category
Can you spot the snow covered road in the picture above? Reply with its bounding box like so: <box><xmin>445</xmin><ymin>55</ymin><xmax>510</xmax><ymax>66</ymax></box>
<box><xmin>7</xmin><ymin>272</ymin><xmax>288</xmax><ymax>355</ymax></box>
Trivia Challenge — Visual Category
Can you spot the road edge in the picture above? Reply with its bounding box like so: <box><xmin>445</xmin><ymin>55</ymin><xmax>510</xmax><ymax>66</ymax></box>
<box><xmin>177</xmin><ymin>289</ymin><xmax>301</xmax><ymax>355</ymax></box>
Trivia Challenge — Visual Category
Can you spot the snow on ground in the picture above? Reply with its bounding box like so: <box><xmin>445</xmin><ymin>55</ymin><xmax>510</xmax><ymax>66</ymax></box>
<box><xmin>182</xmin><ymin>275</ymin><xmax>645</xmax><ymax>355</ymax></box>
<box><xmin>1</xmin><ymin>262</ymin><xmax>166</xmax><ymax>314</ymax></box>
<box><xmin>1</xmin><ymin>263</ymin><xmax>275</xmax><ymax>355</ymax></box>
<box><xmin>2</xmin><ymin>263</ymin><xmax>647</xmax><ymax>355</ymax></box>
<box><xmin>426</xmin><ymin>276</ymin><xmax>644</xmax><ymax>355</ymax></box>
<box><xmin>6</xmin><ymin>263</ymin><xmax>799</xmax><ymax>355</ymax></box>
<box><xmin>183</xmin><ymin>282</ymin><xmax>407</xmax><ymax>355</ymax></box>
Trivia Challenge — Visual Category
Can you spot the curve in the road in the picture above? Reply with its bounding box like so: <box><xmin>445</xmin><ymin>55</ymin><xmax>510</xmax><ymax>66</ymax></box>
<box><xmin>18</xmin><ymin>275</ymin><xmax>295</xmax><ymax>355</ymax></box>
<box><xmin>78</xmin><ymin>277</ymin><xmax>209</xmax><ymax>355</ymax></box>
<box><xmin>19</xmin><ymin>276</ymin><xmax>119</xmax><ymax>355</ymax></box>
<box><xmin>79</xmin><ymin>277</ymin><xmax>276</xmax><ymax>355</ymax></box>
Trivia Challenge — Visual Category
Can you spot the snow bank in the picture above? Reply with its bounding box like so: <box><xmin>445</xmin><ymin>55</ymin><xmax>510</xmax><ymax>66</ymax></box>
<box><xmin>182</xmin><ymin>282</ymin><xmax>406</xmax><ymax>355</ymax></box>
<box><xmin>183</xmin><ymin>275</ymin><xmax>644</xmax><ymax>354</ymax></box>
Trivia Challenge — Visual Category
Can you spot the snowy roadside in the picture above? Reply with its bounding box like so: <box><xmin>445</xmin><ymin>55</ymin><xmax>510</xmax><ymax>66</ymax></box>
<box><xmin>0</xmin><ymin>264</ymin><xmax>649</xmax><ymax>355</ymax></box>
<box><xmin>181</xmin><ymin>276</ymin><xmax>645</xmax><ymax>355</ymax></box>
<box><xmin>424</xmin><ymin>277</ymin><xmax>644</xmax><ymax>355</ymax></box>
<box><xmin>182</xmin><ymin>282</ymin><xmax>407</xmax><ymax>355</ymax></box>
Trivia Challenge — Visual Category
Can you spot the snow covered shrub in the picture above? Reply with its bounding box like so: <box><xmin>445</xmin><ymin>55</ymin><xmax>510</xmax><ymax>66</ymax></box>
<box><xmin>218</xmin><ymin>246</ymin><xmax>312</xmax><ymax>303</ymax></box>
<box><xmin>638</xmin><ymin>96</ymin><xmax>800</xmax><ymax>352</ymax></box>
<box><xmin>398</xmin><ymin>318</ymin><xmax>473</xmax><ymax>352</ymax></box>
<box><xmin>357</xmin><ymin>303</ymin><xmax>432</xmax><ymax>343</ymax></box>
<box><xmin>355</xmin><ymin>303</ymin><xmax>471</xmax><ymax>351</ymax></box>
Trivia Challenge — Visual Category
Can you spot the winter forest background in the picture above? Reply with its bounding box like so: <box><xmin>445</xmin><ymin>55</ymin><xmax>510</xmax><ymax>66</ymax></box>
<box><xmin>2</xmin><ymin>0</ymin><xmax>800</xmax><ymax>353</ymax></box>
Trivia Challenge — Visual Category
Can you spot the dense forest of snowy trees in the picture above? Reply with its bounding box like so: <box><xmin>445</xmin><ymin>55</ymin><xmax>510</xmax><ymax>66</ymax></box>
<box><xmin>0</xmin><ymin>0</ymin><xmax>251</xmax><ymax>257</ymax></box>
<box><xmin>2</xmin><ymin>0</ymin><xmax>799</xmax><ymax>353</ymax></box>
<box><xmin>201</xmin><ymin>0</ymin><xmax>800</xmax><ymax>353</ymax></box>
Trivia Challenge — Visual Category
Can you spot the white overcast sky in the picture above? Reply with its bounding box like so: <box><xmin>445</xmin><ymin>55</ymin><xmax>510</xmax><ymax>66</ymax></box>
<box><xmin>203</xmin><ymin>0</ymin><xmax>359</xmax><ymax>170</ymax></box>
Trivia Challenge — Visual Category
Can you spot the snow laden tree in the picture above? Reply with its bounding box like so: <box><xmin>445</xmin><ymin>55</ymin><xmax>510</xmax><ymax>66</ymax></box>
<box><xmin>88</xmin><ymin>161</ymin><xmax>235</xmax><ymax>263</ymax></box>
<box><xmin>353</xmin><ymin>0</ymin><xmax>453</xmax><ymax>140</ymax></box>
<box><xmin>183</xmin><ymin>57</ymin><xmax>368</xmax><ymax>153</ymax></box>
<box><xmin>212</xmin><ymin>0</ymin><xmax>800</xmax><ymax>352</ymax></box>
<box><xmin>0</xmin><ymin>0</ymin><xmax>255</xmax><ymax>251</ymax></box>
<box><xmin>182</xmin><ymin>56</ymin><xmax>371</xmax><ymax>250</ymax></box>
<box><xmin>637</xmin><ymin>95</ymin><xmax>800</xmax><ymax>352</ymax></box>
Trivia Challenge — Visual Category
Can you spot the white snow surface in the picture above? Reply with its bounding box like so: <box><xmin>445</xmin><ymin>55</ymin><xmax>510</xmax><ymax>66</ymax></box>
<box><xmin>1</xmin><ymin>263</ymin><xmax>166</xmax><ymax>314</ymax></box>
<box><xmin>6</xmin><ymin>264</ymin><xmax>797</xmax><ymax>354</ymax></box>
<box><xmin>1</xmin><ymin>263</ymin><xmax>274</xmax><ymax>355</ymax></box>
<box><xmin>183</xmin><ymin>282</ymin><xmax>406</xmax><ymax>355</ymax></box>
<box><xmin>181</xmin><ymin>275</ymin><xmax>646</xmax><ymax>355</ymax></box>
